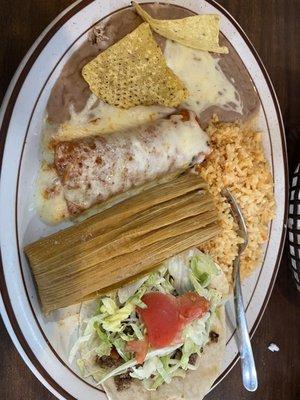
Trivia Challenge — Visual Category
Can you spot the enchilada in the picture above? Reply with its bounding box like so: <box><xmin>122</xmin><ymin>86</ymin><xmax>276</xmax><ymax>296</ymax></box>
<box><xmin>54</xmin><ymin>110</ymin><xmax>210</xmax><ymax>216</ymax></box>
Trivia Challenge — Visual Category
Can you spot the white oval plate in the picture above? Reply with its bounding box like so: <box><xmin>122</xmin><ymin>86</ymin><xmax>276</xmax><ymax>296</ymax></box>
<box><xmin>0</xmin><ymin>1</ymin><xmax>287</xmax><ymax>399</ymax></box>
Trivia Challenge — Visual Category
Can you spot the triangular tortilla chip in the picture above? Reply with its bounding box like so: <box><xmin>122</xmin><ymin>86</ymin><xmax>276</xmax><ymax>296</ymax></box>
<box><xmin>133</xmin><ymin>2</ymin><xmax>228</xmax><ymax>54</ymax></box>
<box><xmin>82</xmin><ymin>22</ymin><xmax>188</xmax><ymax>109</ymax></box>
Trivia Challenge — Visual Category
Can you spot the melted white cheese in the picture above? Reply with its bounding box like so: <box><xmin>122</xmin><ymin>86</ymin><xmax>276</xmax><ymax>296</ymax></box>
<box><xmin>36</xmin><ymin>163</ymin><xmax>69</xmax><ymax>224</ymax></box>
<box><xmin>59</xmin><ymin>112</ymin><xmax>210</xmax><ymax>211</ymax></box>
<box><xmin>164</xmin><ymin>40</ymin><xmax>243</xmax><ymax>115</ymax></box>
<box><xmin>55</xmin><ymin>95</ymin><xmax>174</xmax><ymax>141</ymax></box>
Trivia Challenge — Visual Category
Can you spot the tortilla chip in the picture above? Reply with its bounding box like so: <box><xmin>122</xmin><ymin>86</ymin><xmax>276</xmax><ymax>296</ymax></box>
<box><xmin>82</xmin><ymin>22</ymin><xmax>188</xmax><ymax>109</ymax></box>
<box><xmin>133</xmin><ymin>2</ymin><xmax>228</xmax><ymax>54</ymax></box>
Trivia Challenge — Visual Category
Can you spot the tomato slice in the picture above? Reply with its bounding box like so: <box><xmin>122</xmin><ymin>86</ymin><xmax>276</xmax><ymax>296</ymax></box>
<box><xmin>177</xmin><ymin>292</ymin><xmax>209</xmax><ymax>326</ymax></box>
<box><xmin>125</xmin><ymin>337</ymin><xmax>148</xmax><ymax>364</ymax></box>
<box><xmin>138</xmin><ymin>292</ymin><xmax>180</xmax><ymax>348</ymax></box>
<box><xmin>136</xmin><ymin>292</ymin><xmax>210</xmax><ymax>350</ymax></box>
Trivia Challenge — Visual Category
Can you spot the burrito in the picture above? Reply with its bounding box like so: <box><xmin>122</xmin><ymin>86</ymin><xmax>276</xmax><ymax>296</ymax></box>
<box><xmin>54</xmin><ymin>110</ymin><xmax>210</xmax><ymax>215</ymax></box>
<box><xmin>70</xmin><ymin>248</ymin><xmax>229</xmax><ymax>400</ymax></box>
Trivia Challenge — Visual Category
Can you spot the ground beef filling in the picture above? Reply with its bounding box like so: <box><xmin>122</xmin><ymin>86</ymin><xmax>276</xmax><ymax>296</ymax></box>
<box><xmin>123</xmin><ymin>325</ymin><xmax>134</xmax><ymax>335</ymax></box>
<box><xmin>96</xmin><ymin>351</ymin><xmax>132</xmax><ymax>391</ymax></box>
<box><xmin>209</xmin><ymin>330</ymin><xmax>219</xmax><ymax>343</ymax></box>
<box><xmin>114</xmin><ymin>371</ymin><xmax>133</xmax><ymax>391</ymax></box>
<box><xmin>171</xmin><ymin>349</ymin><xmax>198</xmax><ymax>365</ymax></box>
<box><xmin>96</xmin><ymin>353</ymin><xmax>122</xmax><ymax>368</ymax></box>
<box><xmin>188</xmin><ymin>353</ymin><xmax>198</xmax><ymax>366</ymax></box>
<box><xmin>98</xmin><ymin>336</ymin><xmax>218</xmax><ymax>391</ymax></box>
<box><xmin>172</xmin><ymin>348</ymin><xmax>182</xmax><ymax>360</ymax></box>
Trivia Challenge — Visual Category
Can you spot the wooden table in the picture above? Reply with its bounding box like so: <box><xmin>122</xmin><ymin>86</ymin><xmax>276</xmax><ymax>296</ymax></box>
<box><xmin>0</xmin><ymin>1</ymin><xmax>299</xmax><ymax>399</ymax></box>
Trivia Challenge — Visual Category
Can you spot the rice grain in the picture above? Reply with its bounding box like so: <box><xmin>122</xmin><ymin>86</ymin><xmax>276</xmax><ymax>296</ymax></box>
<box><xmin>198</xmin><ymin>119</ymin><xmax>275</xmax><ymax>283</ymax></box>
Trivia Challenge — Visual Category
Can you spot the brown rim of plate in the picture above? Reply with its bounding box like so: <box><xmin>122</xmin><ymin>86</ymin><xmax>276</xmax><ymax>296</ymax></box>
<box><xmin>0</xmin><ymin>1</ymin><xmax>288</xmax><ymax>399</ymax></box>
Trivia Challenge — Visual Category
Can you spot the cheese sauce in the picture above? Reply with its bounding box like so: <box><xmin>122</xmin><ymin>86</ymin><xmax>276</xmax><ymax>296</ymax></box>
<box><xmin>36</xmin><ymin>163</ymin><xmax>69</xmax><ymax>224</ymax></box>
<box><xmin>55</xmin><ymin>95</ymin><xmax>173</xmax><ymax>141</ymax></box>
<box><xmin>164</xmin><ymin>40</ymin><xmax>243</xmax><ymax>116</ymax></box>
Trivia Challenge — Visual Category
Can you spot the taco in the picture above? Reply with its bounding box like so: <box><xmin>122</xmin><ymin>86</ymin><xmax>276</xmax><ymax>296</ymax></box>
<box><xmin>70</xmin><ymin>248</ymin><xmax>229</xmax><ymax>399</ymax></box>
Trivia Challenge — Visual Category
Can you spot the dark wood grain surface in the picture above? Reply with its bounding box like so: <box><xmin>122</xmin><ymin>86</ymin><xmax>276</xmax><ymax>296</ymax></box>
<box><xmin>0</xmin><ymin>1</ymin><xmax>299</xmax><ymax>399</ymax></box>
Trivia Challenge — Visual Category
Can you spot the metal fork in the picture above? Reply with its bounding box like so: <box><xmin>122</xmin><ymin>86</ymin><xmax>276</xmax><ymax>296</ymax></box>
<box><xmin>221</xmin><ymin>188</ymin><xmax>258</xmax><ymax>392</ymax></box>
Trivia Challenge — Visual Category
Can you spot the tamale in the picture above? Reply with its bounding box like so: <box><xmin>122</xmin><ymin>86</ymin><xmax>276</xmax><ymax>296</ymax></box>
<box><xmin>24</xmin><ymin>173</ymin><xmax>220</xmax><ymax>313</ymax></box>
<box><xmin>27</xmin><ymin>173</ymin><xmax>207</xmax><ymax>259</ymax></box>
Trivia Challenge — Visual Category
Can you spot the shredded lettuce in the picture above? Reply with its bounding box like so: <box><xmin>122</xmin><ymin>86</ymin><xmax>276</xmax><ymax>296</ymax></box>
<box><xmin>97</xmin><ymin>344</ymin><xmax>182</xmax><ymax>385</ymax></box>
<box><xmin>102</xmin><ymin>303</ymin><xmax>134</xmax><ymax>332</ymax></box>
<box><xmin>189</xmin><ymin>272</ymin><xmax>209</xmax><ymax>298</ymax></box>
<box><xmin>165</xmin><ymin>252</ymin><xmax>193</xmax><ymax>294</ymax></box>
<box><xmin>93</xmin><ymin>322</ymin><xmax>112</xmax><ymax>357</ymax></box>
<box><xmin>148</xmin><ymin>357</ymin><xmax>182</xmax><ymax>390</ymax></box>
<box><xmin>83</xmin><ymin>315</ymin><xmax>103</xmax><ymax>336</ymax></box>
<box><xmin>100</xmin><ymin>297</ymin><xmax>118</xmax><ymax>315</ymax></box>
<box><xmin>120</xmin><ymin>270</ymin><xmax>174</xmax><ymax>310</ymax></box>
<box><xmin>167</xmin><ymin>250</ymin><xmax>221</xmax><ymax>299</ymax></box>
<box><xmin>208</xmin><ymin>288</ymin><xmax>223</xmax><ymax>310</ymax></box>
<box><xmin>180</xmin><ymin>338</ymin><xmax>199</xmax><ymax>369</ymax></box>
<box><xmin>180</xmin><ymin>313</ymin><xmax>211</xmax><ymax>369</ymax></box>
<box><xmin>118</xmin><ymin>276</ymin><xmax>148</xmax><ymax>304</ymax></box>
<box><xmin>151</xmin><ymin>375</ymin><xmax>164</xmax><ymax>390</ymax></box>
<box><xmin>111</xmin><ymin>337</ymin><xmax>129</xmax><ymax>361</ymax></box>
<box><xmin>190</xmin><ymin>253</ymin><xmax>219</xmax><ymax>285</ymax></box>
<box><xmin>130</xmin><ymin>323</ymin><xmax>144</xmax><ymax>340</ymax></box>
<box><xmin>70</xmin><ymin>248</ymin><xmax>226</xmax><ymax>391</ymax></box>
<box><xmin>130</xmin><ymin>358</ymin><xmax>158</xmax><ymax>380</ymax></box>
<box><xmin>183</xmin><ymin>313</ymin><xmax>210</xmax><ymax>346</ymax></box>
<box><xmin>189</xmin><ymin>253</ymin><xmax>219</xmax><ymax>296</ymax></box>
<box><xmin>156</xmin><ymin>357</ymin><xmax>172</xmax><ymax>383</ymax></box>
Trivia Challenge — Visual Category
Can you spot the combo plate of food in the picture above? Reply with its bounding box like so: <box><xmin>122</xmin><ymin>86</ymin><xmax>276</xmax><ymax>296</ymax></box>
<box><xmin>0</xmin><ymin>1</ymin><xmax>287</xmax><ymax>399</ymax></box>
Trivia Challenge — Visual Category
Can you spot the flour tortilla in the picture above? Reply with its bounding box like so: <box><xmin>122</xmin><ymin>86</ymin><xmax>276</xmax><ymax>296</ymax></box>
<box><xmin>102</xmin><ymin>305</ymin><xmax>226</xmax><ymax>400</ymax></box>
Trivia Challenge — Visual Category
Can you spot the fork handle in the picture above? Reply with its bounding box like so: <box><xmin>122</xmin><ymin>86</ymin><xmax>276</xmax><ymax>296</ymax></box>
<box><xmin>233</xmin><ymin>257</ymin><xmax>258</xmax><ymax>392</ymax></box>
